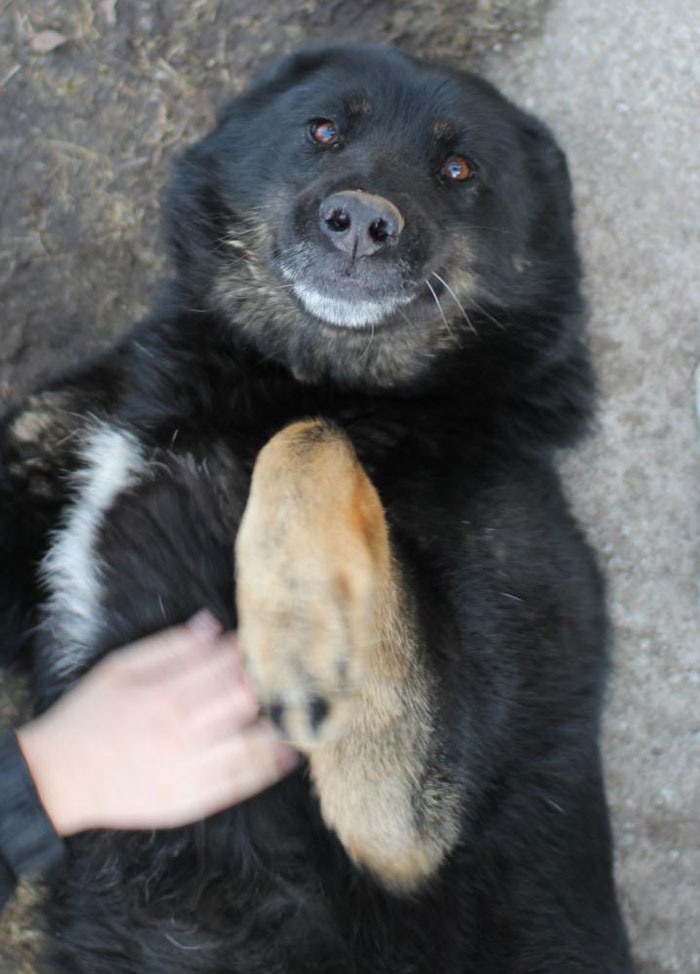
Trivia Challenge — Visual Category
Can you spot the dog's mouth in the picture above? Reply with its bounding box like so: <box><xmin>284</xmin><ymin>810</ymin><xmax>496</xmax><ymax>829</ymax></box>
<box><xmin>276</xmin><ymin>245</ymin><xmax>421</xmax><ymax>330</ymax></box>
<box><xmin>282</xmin><ymin>273</ymin><xmax>416</xmax><ymax>329</ymax></box>
<box><xmin>258</xmin><ymin>199</ymin><xmax>471</xmax><ymax>333</ymax></box>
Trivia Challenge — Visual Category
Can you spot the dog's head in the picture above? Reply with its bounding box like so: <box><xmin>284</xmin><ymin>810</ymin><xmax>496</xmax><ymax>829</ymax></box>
<box><xmin>167</xmin><ymin>44</ymin><xmax>582</xmax><ymax>388</ymax></box>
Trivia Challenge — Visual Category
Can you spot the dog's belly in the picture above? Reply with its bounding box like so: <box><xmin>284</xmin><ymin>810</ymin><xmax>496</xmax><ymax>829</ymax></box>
<box><xmin>43</xmin><ymin>796</ymin><xmax>453</xmax><ymax>974</ymax></box>
<box><xmin>34</xmin><ymin>420</ymin><xmax>457</xmax><ymax>974</ymax></box>
<box><xmin>31</xmin><ymin>414</ymin><xmax>628</xmax><ymax>974</ymax></box>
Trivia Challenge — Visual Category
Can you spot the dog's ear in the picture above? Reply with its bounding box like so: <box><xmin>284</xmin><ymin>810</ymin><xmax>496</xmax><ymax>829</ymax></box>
<box><xmin>518</xmin><ymin>114</ymin><xmax>572</xmax><ymax>192</ymax></box>
<box><xmin>244</xmin><ymin>47</ymin><xmax>333</xmax><ymax>93</ymax></box>
<box><xmin>215</xmin><ymin>47</ymin><xmax>333</xmax><ymax>126</ymax></box>
<box><xmin>509</xmin><ymin>111</ymin><xmax>577</xmax><ymax>247</ymax></box>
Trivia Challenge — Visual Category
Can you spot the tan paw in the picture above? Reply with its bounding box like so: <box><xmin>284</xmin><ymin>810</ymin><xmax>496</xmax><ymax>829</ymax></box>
<box><xmin>235</xmin><ymin>420</ymin><xmax>390</xmax><ymax>750</ymax></box>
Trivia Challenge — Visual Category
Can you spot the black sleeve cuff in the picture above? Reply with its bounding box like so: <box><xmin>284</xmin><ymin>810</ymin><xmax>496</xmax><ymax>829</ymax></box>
<box><xmin>0</xmin><ymin>729</ymin><xmax>65</xmax><ymax>884</ymax></box>
<box><xmin>0</xmin><ymin>854</ymin><xmax>17</xmax><ymax>913</ymax></box>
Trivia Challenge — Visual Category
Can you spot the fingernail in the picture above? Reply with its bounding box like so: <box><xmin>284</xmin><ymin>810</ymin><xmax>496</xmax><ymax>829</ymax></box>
<box><xmin>186</xmin><ymin>609</ymin><xmax>222</xmax><ymax>642</ymax></box>
<box><xmin>276</xmin><ymin>744</ymin><xmax>300</xmax><ymax>774</ymax></box>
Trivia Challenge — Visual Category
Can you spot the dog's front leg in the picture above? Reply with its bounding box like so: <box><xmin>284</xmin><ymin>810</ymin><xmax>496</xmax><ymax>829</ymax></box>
<box><xmin>235</xmin><ymin>419</ymin><xmax>460</xmax><ymax>892</ymax></box>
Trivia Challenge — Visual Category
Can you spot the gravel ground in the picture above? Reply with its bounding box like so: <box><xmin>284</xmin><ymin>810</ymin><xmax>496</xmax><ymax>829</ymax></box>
<box><xmin>1</xmin><ymin>1</ymin><xmax>698</xmax><ymax>971</ymax></box>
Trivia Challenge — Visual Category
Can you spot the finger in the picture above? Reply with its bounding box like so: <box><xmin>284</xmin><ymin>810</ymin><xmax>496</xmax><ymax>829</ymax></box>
<box><xmin>185</xmin><ymin>610</ymin><xmax>223</xmax><ymax>642</ymax></box>
<box><xmin>198</xmin><ymin>719</ymin><xmax>298</xmax><ymax>782</ymax></box>
<box><xmin>196</xmin><ymin>730</ymin><xmax>300</xmax><ymax>812</ymax></box>
<box><xmin>185</xmin><ymin>681</ymin><xmax>260</xmax><ymax>739</ymax></box>
<box><xmin>168</xmin><ymin>639</ymin><xmax>246</xmax><ymax>708</ymax></box>
<box><xmin>112</xmin><ymin>613</ymin><xmax>224</xmax><ymax>678</ymax></box>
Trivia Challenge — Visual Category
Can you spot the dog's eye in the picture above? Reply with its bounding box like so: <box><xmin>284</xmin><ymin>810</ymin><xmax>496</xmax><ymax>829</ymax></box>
<box><xmin>440</xmin><ymin>155</ymin><xmax>475</xmax><ymax>182</ymax></box>
<box><xmin>310</xmin><ymin>119</ymin><xmax>340</xmax><ymax>146</ymax></box>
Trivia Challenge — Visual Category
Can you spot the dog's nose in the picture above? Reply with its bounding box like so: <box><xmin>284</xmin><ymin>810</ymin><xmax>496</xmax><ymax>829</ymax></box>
<box><xmin>319</xmin><ymin>190</ymin><xmax>404</xmax><ymax>258</ymax></box>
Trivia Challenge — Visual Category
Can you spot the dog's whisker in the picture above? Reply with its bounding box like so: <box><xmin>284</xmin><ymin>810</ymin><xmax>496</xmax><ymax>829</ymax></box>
<box><xmin>361</xmin><ymin>318</ymin><xmax>376</xmax><ymax>362</ymax></box>
<box><xmin>470</xmin><ymin>297</ymin><xmax>506</xmax><ymax>331</ymax></box>
<box><xmin>453</xmin><ymin>225</ymin><xmax>514</xmax><ymax>234</ymax></box>
<box><xmin>424</xmin><ymin>277</ymin><xmax>457</xmax><ymax>341</ymax></box>
<box><xmin>430</xmin><ymin>272</ymin><xmax>478</xmax><ymax>336</ymax></box>
<box><xmin>395</xmin><ymin>305</ymin><xmax>416</xmax><ymax>329</ymax></box>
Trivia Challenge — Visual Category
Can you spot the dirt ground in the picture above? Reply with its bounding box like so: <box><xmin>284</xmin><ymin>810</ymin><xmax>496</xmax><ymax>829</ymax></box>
<box><xmin>1</xmin><ymin>1</ymin><xmax>698</xmax><ymax>972</ymax></box>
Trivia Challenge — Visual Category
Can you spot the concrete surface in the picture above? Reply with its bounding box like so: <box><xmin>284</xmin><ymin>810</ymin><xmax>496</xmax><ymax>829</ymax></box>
<box><xmin>484</xmin><ymin>3</ymin><xmax>700</xmax><ymax>971</ymax></box>
<box><xmin>0</xmin><ymin>1</ymin><xmax>698</xmax><ymax>972</ymax></box>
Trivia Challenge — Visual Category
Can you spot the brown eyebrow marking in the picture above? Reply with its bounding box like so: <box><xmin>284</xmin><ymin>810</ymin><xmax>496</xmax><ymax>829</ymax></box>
<box><xmin>433</xmin><ymin>120</ymin><xmax>456</xmax><ymax>142</ymax></box>
<box><xmin>346</xmin><ymin>94</ymin><xmax>371</xmax><ymax>117</ymax></box>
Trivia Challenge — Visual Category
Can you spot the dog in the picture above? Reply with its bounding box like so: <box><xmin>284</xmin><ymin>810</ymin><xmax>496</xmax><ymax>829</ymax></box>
<box><xmin>0</xmin><ymin>44</ymin><xmax>634</xmax><ymax>973</ymax></box>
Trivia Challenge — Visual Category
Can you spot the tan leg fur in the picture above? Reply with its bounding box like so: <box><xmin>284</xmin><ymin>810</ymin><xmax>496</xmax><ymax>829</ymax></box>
<box><xmin>235</xmin><ymin>419</ymin><xmax>460</xmax><ymax>892</ymax></box>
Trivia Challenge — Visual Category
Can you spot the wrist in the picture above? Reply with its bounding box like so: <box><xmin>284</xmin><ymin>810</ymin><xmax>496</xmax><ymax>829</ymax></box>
<box><xmin>17</xmin><ymin>718</ymin><xmax>90</xmax><ymax>837</ymax></box>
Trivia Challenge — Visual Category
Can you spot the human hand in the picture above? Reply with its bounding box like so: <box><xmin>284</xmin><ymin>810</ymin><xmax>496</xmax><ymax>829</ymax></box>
<box><xmin>17</xmin><ymin>612</ymin><xmax>299</xmax><ymax>835</ymax></box>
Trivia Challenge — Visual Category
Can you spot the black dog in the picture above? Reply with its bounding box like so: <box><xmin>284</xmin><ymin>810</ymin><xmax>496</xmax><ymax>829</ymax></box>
<box><xmin>0</xmin><ymin>44</ymin><xmax>634</xmax><ymax>973</ymax></box>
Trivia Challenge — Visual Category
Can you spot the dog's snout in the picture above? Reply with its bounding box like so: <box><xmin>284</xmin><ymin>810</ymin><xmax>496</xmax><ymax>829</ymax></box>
<box><xmin>319</xmin><ymin>190</ymin><xmax>404</xmax><ymax>258</ymax></box>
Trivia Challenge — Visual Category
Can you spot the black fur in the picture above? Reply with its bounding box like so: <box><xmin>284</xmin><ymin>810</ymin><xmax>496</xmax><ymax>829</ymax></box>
<box><xmin>0</xmin><ymin>45</ymin><xmax>633</xmax><ymax>972</ymax></box>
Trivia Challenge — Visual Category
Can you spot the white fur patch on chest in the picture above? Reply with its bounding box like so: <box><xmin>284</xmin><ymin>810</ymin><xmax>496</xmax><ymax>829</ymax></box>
<box><xmin>40</xmin><ymin>423</ymin><xmax>147</xmax><ymax>682</ymax></box>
